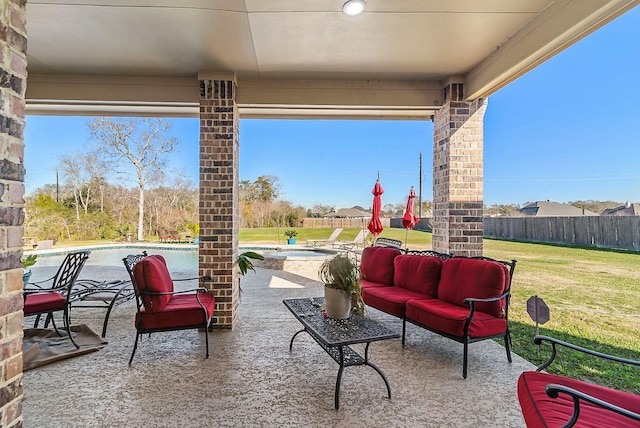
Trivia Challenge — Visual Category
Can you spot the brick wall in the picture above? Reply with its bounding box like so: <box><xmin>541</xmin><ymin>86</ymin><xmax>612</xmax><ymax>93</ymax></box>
<box><xmin>198</xmin><ymin>79</ymin><xmax>239</xmax><ymax>329</ymax></box>
<box><xmin>0</xmin><ymin>0</ymin><xmax>27</xmax><ymax>425</ymax></box>
<box><xmin>432</xmin><ymin>83</ymin><xmax>485</xmax><ymax>257</ymax></box>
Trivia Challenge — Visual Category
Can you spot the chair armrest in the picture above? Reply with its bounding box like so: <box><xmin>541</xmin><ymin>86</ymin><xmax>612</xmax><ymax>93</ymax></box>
<box><xmin>545</xmin><ymin>383</ymin><xmax>640</xmax><ymax>427</ymax></box>
<box><xmin>25</xmin><ymin>275</ymin><xmax>56</xmax><ymax>286</ymax></box>
<box><xmin>534</xmin><ymin>335</ymin><xmax>640</xmax><ymax>371</ymax></box>
<box><xmin>141</xmin><ymin>287</ymin><xmax>209</xmax><ymax>296</ymax></box>
<box><xmin>23</xmin><ymin>287</ymin><xmax>54</xmax><ymax>295</ymax></box>
<box><xmin>173</xmin><ymin>275</ymin><xmax>211</xmax><ymax>282</ymax></box>
<box><xmin>463</xmin><ymin>289</ymin><xmax>510</xmax><ymax>305</ymax></box>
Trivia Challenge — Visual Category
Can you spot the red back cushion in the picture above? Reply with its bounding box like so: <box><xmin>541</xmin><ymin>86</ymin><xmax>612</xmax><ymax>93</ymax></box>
<box><xmin>360</xmin><ymin>246</ymin><xmax>402</xmax><ymax>286</ymax></box>
<box><xmin>438</xmin><ymin>258</ymin><xmax>510</xmax><ymax>317</ymax></box>
<box><xmin>133</xmin><ymin>255</ymin><xmax>174</xmax><ymax>313</ymax></box>
<box><xmin>393</xmin><ymin>255</ymin><xmax>442</xmax><ymax>297</ymax></box>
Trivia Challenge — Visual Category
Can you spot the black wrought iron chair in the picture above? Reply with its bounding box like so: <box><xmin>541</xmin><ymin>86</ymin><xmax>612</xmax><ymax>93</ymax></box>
<box><xmin>122</xmin><ymin>253</ymin><xmax>215</xmax><ymax>365</ymax></box>
<box><xmin>23</xmin><ymin>250</ymin><xmax>91</xmax><ymax>349</ymax></box>
<box><xmin>373</xmin><ymin>237</ymin><xmax>404</xmax><ymax>249</ymax></box>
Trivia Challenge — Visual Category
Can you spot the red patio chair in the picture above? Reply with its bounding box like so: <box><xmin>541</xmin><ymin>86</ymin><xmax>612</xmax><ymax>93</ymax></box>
<box><xmin>518</xmin><ymin>335</ymin><xmax>640</xmax><ymax>427</ymax></box>
<box><xmin>23</xmin><ymin>250</ymin><xmax>91</xmax><ymax>349</ymax></box>
<box><xmin>122</xmin><ymin>253</ymin><xmax>215</xmax><ymax>365</ymax></box>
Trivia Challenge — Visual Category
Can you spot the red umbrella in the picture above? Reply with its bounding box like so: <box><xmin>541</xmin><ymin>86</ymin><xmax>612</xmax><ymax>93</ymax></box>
<box><xmin>402</xmin><ymin>186</ymin><xmax>420</xmax><ymax>246</ymax></box>
<box><xmin>367</xmin><ymin>178</ymin><xmax>384</xmax><ymax>236</ymax></box>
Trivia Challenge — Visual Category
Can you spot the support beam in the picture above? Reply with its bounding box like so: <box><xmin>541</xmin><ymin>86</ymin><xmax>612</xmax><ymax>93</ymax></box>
<box><xmin>432</xmin><ymin>84</ymin><xmax>485</xmax><ymax>257</ymax></box>
<box><xmin>26</xmin><ymin>74</ymin><xmax>441</xmax><ymax>119</ymax></box>
<box><xmin>199</xmin><ymin>78</ymin><xmax>239</xmax><ymax>329</ymax></box>
<box><xmin>465</xmin><ymin>0</ymin><xmax>639</xmax><ymax>99</ymax></box>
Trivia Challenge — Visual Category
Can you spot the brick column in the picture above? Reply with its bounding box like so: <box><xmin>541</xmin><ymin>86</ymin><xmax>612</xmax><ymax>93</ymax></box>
<box><xmin>432</xmin><ymin>83</ymin><xmax>485</xmax><ymax>257</ymax></box>
<box><xmin>198</xmin><ymin>77</ymin><xmax>239</xmax><ymax>329</ymax></box>
<box><xmin>0</xmin><ymin>1</ymin><xmax>27</xmax><ymax>426</ymax></box>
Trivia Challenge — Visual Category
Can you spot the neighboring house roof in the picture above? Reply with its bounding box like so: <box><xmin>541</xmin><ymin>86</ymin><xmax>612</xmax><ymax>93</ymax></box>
<box><xmin>519</xmin><ymin>201</ymin><xmax>599</xmax><ymax>217</ymax></box>
<box><xmin>325</xmin><ymin>207</ymin><xmax>371</xmax><ymax>218</ymax></box>
<box><xmin>602</xmin><ymin>202</ymin><xmax>640</xmax><ymax>216</ymax></box>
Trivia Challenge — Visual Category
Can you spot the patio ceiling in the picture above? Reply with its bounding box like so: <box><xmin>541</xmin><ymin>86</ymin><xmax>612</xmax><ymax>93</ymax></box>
<box><xmin>25</xmin><ymin>0</ymin><xmax>639</xmax><ymax>118</ymax></box>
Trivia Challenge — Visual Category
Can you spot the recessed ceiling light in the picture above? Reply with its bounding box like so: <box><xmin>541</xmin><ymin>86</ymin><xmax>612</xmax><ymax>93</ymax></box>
<box><xmin>343</xmin><ymin>0</ymin><xmax>366</xmax><ymax>17</ymax></box>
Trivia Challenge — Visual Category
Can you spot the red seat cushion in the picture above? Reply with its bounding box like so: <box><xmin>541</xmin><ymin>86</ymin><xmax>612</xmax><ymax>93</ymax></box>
<box><xmin>360</xmin><ymin>246</ymin><xmax>402</xmax><ymax>286</ymax></box>
<box><xmin>363</xmin><ymin>286</ymin><xmax>430</xmax><ymax>318</ymax></box>
<box><xmin>405</xmin><ymin>298</ymin><xmax>506</xmax><ymax>338</ymax></box>
<box><xmin>518</xmin><ymin>371</ymin><xmax>640</xmax><ymax>428</ymax></box>
<box><xmin>361</xmin><ymin>279</ymin><xmax>388</xmax><ymax>290</ymax></box>
<box><xmin>24</xmin><ymin>292</ymin><xmax>66</xmax><ymax>314</ymax></box>
<box><xmin>136</xmin><ymin>292</ymin><xmax>216</xmax><ymax>330</ymax></box>
<box><xmin>133</xmin><ymin>255</ymin><xmax>174</xmax><ymax>313</ymax></box>
<box><xmin>393</xmin><ymin>254</ymin><xmax>442</xmax><ymax>297</ymax></box>
<box><xmin>438</xmin><ymin>258</ymin><xmax>510</xmax><ymax>317</ymax></box>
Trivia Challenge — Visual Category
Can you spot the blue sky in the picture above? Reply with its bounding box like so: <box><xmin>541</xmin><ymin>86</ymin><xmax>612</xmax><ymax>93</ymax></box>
<box><xmin>24</xmin><ymin>6</ymin><xmax>640</xmax><ymax>209</ymax></box>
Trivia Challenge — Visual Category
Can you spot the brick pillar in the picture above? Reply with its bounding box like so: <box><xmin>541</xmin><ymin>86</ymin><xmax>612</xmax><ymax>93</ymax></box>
<box><xmin>0</xmin><ymin>1</ymin><xmax>27</xmax><ymax>426</ymax></box>
<box><xmin>432</xmin><ymin>83</ymin><xmax>485</xmax><ymax>257</ymax></box>
<box><xmin>198</xmin><ymin>78</ymin><xmax>239</xmax><ymax>329</ymax></box>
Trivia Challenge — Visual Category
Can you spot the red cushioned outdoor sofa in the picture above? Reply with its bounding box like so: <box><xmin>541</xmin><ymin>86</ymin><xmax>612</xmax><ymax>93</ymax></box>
<box><xmin>360</xmin><ymin>246</ymin><xmax>517</xmax><ymax>378</ymax></box>
<box><xmin>518</xmin><ymin>335</ymin><xmax>640</xmax><ymax>427</ymax></box>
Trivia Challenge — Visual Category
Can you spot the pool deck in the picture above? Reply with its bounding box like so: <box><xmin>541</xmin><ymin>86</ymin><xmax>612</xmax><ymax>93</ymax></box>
<box><xmin>22</xmin><ymin>260</ymin><xmax>532</xmax><ymax>427</ymax></box>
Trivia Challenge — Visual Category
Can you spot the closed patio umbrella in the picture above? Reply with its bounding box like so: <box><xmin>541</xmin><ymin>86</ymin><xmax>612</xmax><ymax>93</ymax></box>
<box><xmin>367</xmin><ymin>177</ymin><xmax>384</xmax><ymax>237</ymax></box>
<box><xmin>402</xmin><ymin>186</ymin><xmax>419</xmax><ymax>247</ymax></box>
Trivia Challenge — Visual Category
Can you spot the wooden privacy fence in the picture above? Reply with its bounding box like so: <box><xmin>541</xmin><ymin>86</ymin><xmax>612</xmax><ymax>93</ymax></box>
<box><xmin>483</xmin><ymin>216</ymin><xmax>640</xmax><ymax>251</ymax></box>
<box><xmin>389</xmin><ymin>217</ymin><xmax>433</xmax><ymax>232</ymax></box>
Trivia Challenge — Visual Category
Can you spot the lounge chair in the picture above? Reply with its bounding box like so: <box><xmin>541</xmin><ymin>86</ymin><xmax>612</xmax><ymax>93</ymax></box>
<box><xmin>306</xmin><ymin>228</ymin><xmax>343</xmax><ymax>247</ymax></box>
<box><xmin>332</xmin><ymin>229</ymin><xmax>369</xmax><ymax>251</ymax></box>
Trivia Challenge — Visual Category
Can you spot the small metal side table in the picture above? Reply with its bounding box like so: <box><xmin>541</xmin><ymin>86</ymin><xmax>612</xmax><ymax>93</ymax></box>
<box><xmin>283</xmin><ymin>297</ymin><xmax>400</xmax><ymax>409</ymax></box>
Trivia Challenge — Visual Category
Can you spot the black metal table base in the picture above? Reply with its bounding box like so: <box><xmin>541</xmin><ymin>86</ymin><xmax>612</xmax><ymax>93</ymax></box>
<box><xmin>289</xmin><ymin>327</ymin><xmax>393</xmax><ymax>409</ymax></box>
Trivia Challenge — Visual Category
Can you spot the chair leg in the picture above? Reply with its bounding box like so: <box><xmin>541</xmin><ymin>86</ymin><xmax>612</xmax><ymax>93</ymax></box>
<box><xmin>204</xmin><ymin>322</ymin><xmax>210</xmax><ymax>358</ymax></box>
<box><xmin>402</xmin><ymin>319</ymin><xmax>406</xmax><ymax>347</ymax></box>
<box><xmin>129</xmin><ymin>332</ymin><xmax>140</xmax><ymax>365</ymax></box>
<box><xmin>33</xmin><ymin>314</ymin><xmax>42</xmax><ymax>328</ymax></box>
<box><xmin>49</xmin><ymin>315</ymin><xmax>62</xmax><ymax>337</ymax></box>
<box><xmin>463</xmin><ymin>340</ymin><xmax>469</xmax><ymax>379</ymax></box>
<box><xmin>64</xmin><ymin>308</ymin><xmax>79</xmax><ymax>349</ymax></box>
<box><xmin>505</xmin><ymin>330</ymin><xmax>513</xmax><ymax>363</ymax></box>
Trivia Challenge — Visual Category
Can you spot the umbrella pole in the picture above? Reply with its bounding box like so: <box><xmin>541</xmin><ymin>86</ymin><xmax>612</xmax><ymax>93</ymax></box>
<box><xmin>404</xmin><ymin>228</ymin><xmax>409</xmax><ymax>249</ymax></box>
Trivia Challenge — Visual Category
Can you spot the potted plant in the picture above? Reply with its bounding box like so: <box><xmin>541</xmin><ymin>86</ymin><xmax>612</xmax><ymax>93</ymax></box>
<box><xmin>318</xmin><ymin>253</ymin><xmax>363</xmax><ymax>319</ymax></box>
<box><xmin>22</xmin><ymin>254</ymin><xmax>38</xmax><ymax>283</ymax></box>
<box><xmin>284</xmin><ymin>229</ymin><xmax>298</xmax><ymax>245</ymax></box>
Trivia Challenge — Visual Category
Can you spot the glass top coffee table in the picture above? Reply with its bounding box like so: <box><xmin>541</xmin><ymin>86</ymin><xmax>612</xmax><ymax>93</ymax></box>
<box><xmin>283</xmin><ymin>297</ymin><xmax>400</xmax><ymax>409</ymax></box>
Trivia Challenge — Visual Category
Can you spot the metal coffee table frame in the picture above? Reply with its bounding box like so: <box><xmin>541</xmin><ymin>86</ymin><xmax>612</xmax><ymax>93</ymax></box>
<box><xmin>283</xmin><ymin>297</ymin><xmax>400</xmax><ymax>409</ymax></box>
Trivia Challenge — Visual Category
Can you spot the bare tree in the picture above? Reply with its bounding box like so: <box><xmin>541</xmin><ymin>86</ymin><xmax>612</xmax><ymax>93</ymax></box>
<box><xmin>59</xmin><ymin>151</ymin><xmax>107</xmax><ymax>236</ymax></box>
<box><xmin>89</xmin><ymin>118</ymin><xmax>178</xmax><ymax>240</ymax></box>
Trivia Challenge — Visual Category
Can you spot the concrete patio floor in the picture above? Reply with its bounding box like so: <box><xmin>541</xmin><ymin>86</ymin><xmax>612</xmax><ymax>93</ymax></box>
<box><xmin>23</xmin><ymin>262</ymin><xmax>533</xmax><ymax>427</ymax></box>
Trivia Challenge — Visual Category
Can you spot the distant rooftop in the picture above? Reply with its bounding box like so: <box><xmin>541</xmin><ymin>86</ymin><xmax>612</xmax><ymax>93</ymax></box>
<box><xmin>325</xmin><ymin>207</ymin><xmax>371</xmax><ymax>218</ymax></box>
<box><xmin>601</xmin><ymin>202</ymin><xmax>640</xmax><ymax>216</ymax></box>
<box><xmin>519</xmin><ymin>200</ymin><xmax>599</xmax><ymax>217</ymax></box>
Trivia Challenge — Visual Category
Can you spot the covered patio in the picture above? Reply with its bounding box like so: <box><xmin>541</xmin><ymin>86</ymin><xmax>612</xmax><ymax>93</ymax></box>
<box><xmin>23</xmin><ymin>263</ymin><xmax>534</xmax><ymax>426</ymax></box>
<box><xmin>1</xmin><ymin>1</ymin><xmax>639</xmax><ymax>425</ymax></box>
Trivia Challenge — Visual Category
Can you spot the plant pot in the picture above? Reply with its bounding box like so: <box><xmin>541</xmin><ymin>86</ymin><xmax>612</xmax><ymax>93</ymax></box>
<box><xmin>324</xmin><ymin>287</ymin><xmax>352</xmax><ymax>319</ymax></box>
<box><xmin>287</xmin><ymin>238</ymin><xmax>296</xmax><ymax>245</ymax></box>
<box><xmin>23</xmin><ymin>269</ymin><xmax>32</xmax><ymax>284</ymax></box>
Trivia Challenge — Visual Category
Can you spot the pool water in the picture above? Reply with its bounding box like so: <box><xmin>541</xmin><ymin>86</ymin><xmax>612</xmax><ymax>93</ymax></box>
<box><xmin>34</xmin><ymin>246</ymin><xmax>198</xmax><ymax>269</ymax></box>
<box><xmin>31</xmin><ymin>245</ymin><xmax>333</xmax><ymax>269</ymax></box>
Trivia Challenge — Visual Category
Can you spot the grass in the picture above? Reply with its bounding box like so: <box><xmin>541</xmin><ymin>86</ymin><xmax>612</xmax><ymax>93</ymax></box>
<box><xmin>482</xmin><ymin>237</ymin><xmax>640</xmax><ymax>393</ymax></box>
<box><xmin>38</xmin><ymin>228</ymin><xmax>639</xmax><ymax>393</ymax></box>
<box><xmin>239</xmin><ymin>227</ymin><xmax>432</xmax><ymax>248</ymax></box>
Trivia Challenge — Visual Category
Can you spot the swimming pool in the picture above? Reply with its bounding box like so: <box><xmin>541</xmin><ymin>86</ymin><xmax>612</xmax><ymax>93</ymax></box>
<box><xmin>30</xmin><ymin>245</ymin><xmax>336</xmax><ymax>270</ymax></box>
